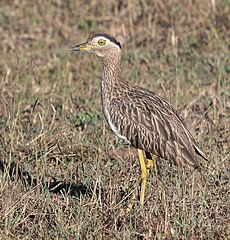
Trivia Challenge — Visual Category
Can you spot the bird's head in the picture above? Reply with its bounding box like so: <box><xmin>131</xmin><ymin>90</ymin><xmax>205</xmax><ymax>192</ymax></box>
<box><xmin>70</xmin><ymin>33</ymin><xmax>121</xmax><ymax>58</ymax></box>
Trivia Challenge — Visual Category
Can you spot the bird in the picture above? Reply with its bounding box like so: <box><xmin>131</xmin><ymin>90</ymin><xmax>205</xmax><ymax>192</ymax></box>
<box><xmin>69</xmin><ymin>32</ymin><xmax>208</xmax><ymax>207</ymax></box>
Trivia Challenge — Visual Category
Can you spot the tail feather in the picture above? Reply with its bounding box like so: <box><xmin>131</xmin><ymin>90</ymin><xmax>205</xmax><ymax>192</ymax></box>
<box><xmin>194</xmin><ymin>145</ymin><xmax>208</xmax><ymax>161</ymax></box>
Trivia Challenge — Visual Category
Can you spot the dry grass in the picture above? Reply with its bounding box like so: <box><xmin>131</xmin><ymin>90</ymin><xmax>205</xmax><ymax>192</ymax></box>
<box><xmin>0</xmin><ymin>0</ymin><xmax>229</xmax><ymax>239</ymax></box>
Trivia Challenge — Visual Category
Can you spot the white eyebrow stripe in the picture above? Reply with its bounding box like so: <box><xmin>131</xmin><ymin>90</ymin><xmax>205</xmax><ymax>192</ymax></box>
<box><xmin>94</xmin><ymin>36</ymin><xmax>109</xmax><ymax>42</ymax></box>
<box><xmin>94</xmin><ymin>36</ymin><xmax>121</xmax><ymax>49</ymax></box>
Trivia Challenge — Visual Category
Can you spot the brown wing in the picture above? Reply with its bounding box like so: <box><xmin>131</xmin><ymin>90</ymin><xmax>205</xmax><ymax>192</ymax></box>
<box><xmin>108</xmin><ymin>87</ymin><xmax>206</xmax><ymax>169</ymax></box>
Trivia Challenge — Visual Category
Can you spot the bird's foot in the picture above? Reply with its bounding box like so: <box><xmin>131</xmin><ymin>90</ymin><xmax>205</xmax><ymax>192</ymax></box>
<box><xmin>119</xmin><ymin>191</ymin><xmax>137</xmax><ymax>215</ymax></box>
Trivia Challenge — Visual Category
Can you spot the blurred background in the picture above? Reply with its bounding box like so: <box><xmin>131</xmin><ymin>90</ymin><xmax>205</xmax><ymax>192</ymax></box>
<box><xmin>0</xmin><ymin>0</ymin><xmax>229</xmax><ymax>239</ymax></box>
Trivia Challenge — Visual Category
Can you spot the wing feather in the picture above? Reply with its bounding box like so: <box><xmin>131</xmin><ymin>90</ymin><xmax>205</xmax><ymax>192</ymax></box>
<box><xmin>108</xmin><ymin>86</ymin><xmax>205</xmax><ymax>168</ymax></box>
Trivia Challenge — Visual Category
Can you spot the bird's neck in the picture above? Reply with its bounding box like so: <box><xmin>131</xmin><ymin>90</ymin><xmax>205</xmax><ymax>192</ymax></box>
<box><xmin>101</xmin><ymin>55</ymin><xmax>122</xmax><ymax>86</ymax></box>
<box><xmin>100</xmin><ymin>55</ymin><xmax>123</xmax><ymax>107</ymax></box>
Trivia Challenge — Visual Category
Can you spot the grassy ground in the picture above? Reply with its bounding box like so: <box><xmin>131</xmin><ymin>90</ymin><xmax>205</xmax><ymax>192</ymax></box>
<box><xmin>0</xmin><ymin>0</ymin><xmax>229</xmax><ymax>239</ymax></box>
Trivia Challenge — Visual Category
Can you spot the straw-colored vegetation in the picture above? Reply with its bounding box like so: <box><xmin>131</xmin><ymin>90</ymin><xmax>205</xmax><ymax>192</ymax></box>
<box><xmin>0</xmin><ymin>1</ymin><xmax>229</xmax><ymax>239</ymax></box>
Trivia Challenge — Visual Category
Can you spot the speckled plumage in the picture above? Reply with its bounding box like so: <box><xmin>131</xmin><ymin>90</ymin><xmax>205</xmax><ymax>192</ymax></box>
<box><xmin>70</xmin><ymin>32</ymin><xmax>207</xmax><ymax>180</ymax></box>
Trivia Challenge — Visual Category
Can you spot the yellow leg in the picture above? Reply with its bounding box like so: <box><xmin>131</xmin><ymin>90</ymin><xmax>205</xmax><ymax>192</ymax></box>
<box><xmin>146</xmin><ymin>151</ymin><xmax>159</xmax><ymax>176</ymax></box>
<box><xmin>138</xmin><ymin>149</ymin><xmax>147</xmax><ymax>206</ymax></box>
<box><xmin>146</xmin><ymin>159</ymin><xmax>153</xmax><ymax>174</ymax></box>
<box><xmin>125</xmin><ymin>186</ymin><xmax>138</xmax><ymax>214</ymax></box>
<box><xmin>125</xmin><ymin>150</ymin><xmax>151</xmax><ymax>214</ymax></box>
<box><xmin>145</xmin><ymin>152</ymin><xmax>154</xmax><ymax>174</ymax></box>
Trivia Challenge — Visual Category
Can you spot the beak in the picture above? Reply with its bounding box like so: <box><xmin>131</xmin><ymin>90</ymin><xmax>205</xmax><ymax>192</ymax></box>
<box><xmin>69</xmin><ymin>42</ymin><xmax>94</xmax><ymax>51</ymax></box>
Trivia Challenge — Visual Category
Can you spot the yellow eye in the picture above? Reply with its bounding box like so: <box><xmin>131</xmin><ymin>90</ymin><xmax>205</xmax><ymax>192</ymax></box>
<box><xmin>97</xmin><ymin>39</ymin><xmax>106</xmax><ymax>46</ymax></box>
